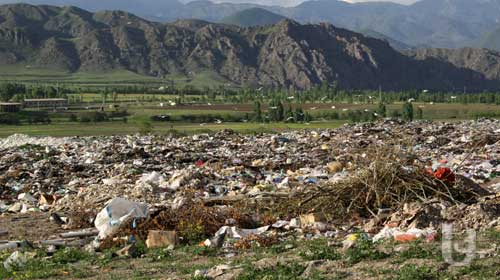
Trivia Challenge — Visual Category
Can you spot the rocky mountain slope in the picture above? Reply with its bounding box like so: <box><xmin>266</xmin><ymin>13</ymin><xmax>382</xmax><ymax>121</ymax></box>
<box><xmin>283</xmin><ymin>0</ymin><xmax>500</xmax><ymax>49</ymax></box>
<box><xmin>0</xmin><ymin>4</ymin><xmax>498</xmax><ymax>90</ymax></box>
<box><xmin>407</xmin><ymin>48</ymin><xmax>500</xmax><ymax>81</ymax></box>
<box><xmin>1</xmin><ymin>0</ymin><xmax>500</xmax><ymax>49</ymax></box>
<box><xmin>358</xmin><ymin>29</ymin><xmax>414</xmax><ymax>51</ymax></box>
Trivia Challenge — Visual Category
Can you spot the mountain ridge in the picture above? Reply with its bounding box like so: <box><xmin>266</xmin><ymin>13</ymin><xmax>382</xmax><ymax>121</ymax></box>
<box><xmin>1</xmin><ymin>0</ymin><xmax>500</xmax><ymax>49</ymax></box>
<box><xmin>0</xmin><ymin>4</ymin><xmax>499</xmax><ymax>91</ymax></box>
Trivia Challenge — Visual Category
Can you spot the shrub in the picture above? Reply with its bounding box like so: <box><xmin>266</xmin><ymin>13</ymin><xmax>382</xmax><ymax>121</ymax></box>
<box><xmin>139</xmin><ymin>120</ymin><xmax>153</xmax><ymax>134</ymax></box>
<box><xmin>68</xmin><ymin>114</ymin><xmax>78</xmax><ymax>122</ymax></box>
<box><xmin>78</xmin><ymin>112</ymin><xmax>108</xmax><ymax>123</ymax></box>
<box><xmin>0</xmin><ymin>113</ymin><xmax>21</xmax><ymax>125</ymax></box>
<box><xmin>108</xmin><ymin>110</ymin><xmax>129</xmax><ymax>119</ymax></box>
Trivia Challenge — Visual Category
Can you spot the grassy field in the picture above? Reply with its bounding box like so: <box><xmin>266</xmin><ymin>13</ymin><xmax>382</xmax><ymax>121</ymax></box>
<box><xmin>0</xmin><ymin>121</ymin><xmax>346</xmax><ymax>138</ymax></box>
<box><xmin>1</xmin><ymin>102</ymin><xmax>498</xmax><ymax>138</ymax></box>
<box><xmin>67</xmin><ymin>93</ymin><xmax>195</xmax><ymax>103</ymax></box>
<box><xmin>68</xmin><ymin>101</ymin><xmax>500</xmax><ymax>116</ymax></box>
<box><xmin>0</xmin><ymin>66</ymin><xmax>160</xmax><ymax>83</ymax></box>
<box><xmin>122</xmin><ymin>102</ymin><xmax>500</xmax><ymax>122</ymax></box>
<box><xmin>0</xmin><ymin>66</ymin><xmax>229</xmax><ymax>88</ymax></box>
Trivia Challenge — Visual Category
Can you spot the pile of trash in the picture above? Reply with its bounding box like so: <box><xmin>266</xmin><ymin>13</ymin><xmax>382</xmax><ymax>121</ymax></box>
<box><xmin>1</xmin><ymin>119</ymin><xmax>499</xmax><ymax>261</ymax></box>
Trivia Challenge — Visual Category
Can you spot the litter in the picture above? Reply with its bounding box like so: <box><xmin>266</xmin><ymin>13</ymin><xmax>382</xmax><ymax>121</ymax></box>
<box><xmin>94</xmin><ymin>198</ymin><xmax>148</xmax><ymax>240</ymax></box>
<box><xmin>3</xmin><ymin>251</ymin><xmax>35</xmax><ymax>270</ymax></box>
<box><xmin>0</xmin><ymin>119</ymin><xmax>499</xmax><ymax>257</ymax></box>
<box><xmin>146</xmin><ymin>230</ymin><xmax>179</xmax><ymax>248</ymax></box>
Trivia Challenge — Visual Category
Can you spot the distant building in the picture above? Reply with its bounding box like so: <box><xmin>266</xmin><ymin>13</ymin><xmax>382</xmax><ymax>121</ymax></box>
<box><xmin>0</xmin><ymin>102</ymin><xmax>22</xmax><ymax>113</ymax></box>
<box><xmin>23</xmin><ymin>98</ymin><xmax>68</xmax><ymax>108</ymax></box>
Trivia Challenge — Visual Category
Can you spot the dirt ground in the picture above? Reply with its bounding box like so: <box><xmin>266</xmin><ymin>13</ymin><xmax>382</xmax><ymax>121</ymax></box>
<box><xmin>0</xmin><ymin>212</ymin><xmax>66</xmax><ymax>242</ymax></box>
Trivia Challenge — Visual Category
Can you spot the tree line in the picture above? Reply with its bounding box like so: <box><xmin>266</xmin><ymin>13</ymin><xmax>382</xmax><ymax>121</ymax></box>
<box><xmin>0</xmin><ymin>83</ymin><xmax>69</xmax><ymax>102</ymax></box>
<box><xmin>2</xmin><ymin>81</ymin><xmax>500</xmax><ymax>105</ymax></box>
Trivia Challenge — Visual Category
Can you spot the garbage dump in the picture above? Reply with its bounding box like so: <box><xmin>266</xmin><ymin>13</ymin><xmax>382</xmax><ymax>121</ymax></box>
<box><xmin>0</xmin><ymin>119</ymin><xmax>499</xmax><ymax>275</ymax></box>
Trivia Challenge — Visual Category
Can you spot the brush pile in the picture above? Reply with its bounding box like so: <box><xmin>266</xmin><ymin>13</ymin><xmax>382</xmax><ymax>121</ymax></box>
<box><xmin>290</xmin><ymin>143</ymin><xmax>488</xmax><ymax>221</ymax></box>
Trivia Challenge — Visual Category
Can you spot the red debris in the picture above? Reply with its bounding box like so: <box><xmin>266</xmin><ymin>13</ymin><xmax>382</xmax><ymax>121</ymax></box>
<box><xmin>195</xmin><ymin>159</ymin><xmax>205</xmax><ymax>168</ymax></box>
<box><xmin>433</xmin><ymin>167</ymin><xmax>455</xmax><ymax>184</ymax></box>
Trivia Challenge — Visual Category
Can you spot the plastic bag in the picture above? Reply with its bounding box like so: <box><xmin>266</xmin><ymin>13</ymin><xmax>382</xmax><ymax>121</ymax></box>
<box><xmin>94</xmin><ymin>197</ymin><xmax>148</xmax><ymax>239</ymax></box>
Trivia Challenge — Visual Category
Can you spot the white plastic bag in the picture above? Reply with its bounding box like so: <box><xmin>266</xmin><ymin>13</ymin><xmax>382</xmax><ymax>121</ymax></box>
<box><xmin>94</xmin><ymin>198</ymin><xmax>148</xmax><ymax>239</ymax></box>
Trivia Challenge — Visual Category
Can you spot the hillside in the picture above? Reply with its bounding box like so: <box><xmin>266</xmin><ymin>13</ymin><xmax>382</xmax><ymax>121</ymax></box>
<box><xmin>0</xmin><ymin>4</ymin><xmax>498</xmax><ymax>90</ymax></box>
<box><xmin>283</xmin><ymin>0</ymin><xmax>500</xmax><ymax>48</ymax></box>
<box><xmin>220</xmin><ymin>8</ymin><xmax>286</xmax><ymax>27</ymax></box>
<box><xmin>0</xmin><ymin>0</ymin><xmax>184</xmax><ymax>19</ymax></box>
<box><xmin>358</xmin><ymin>29</ymin><xmax>413</xmax><ymax>52</ymax></box>
<box><xmin>407</xmin><ymin>48</ymin><xmax>500</xmax><ymax>80</ymax></box>
<box><xmin>1</xmin><ymin>0</ymin><xmax>500</xmax><ymax>49</ymax></box>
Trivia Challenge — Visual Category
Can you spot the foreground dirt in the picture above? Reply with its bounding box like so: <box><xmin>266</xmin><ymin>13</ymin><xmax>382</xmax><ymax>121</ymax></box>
<box><xmin>0</xmin><ymin>213</ymin><xmax>66</xmax><ymax>242</ymax></box>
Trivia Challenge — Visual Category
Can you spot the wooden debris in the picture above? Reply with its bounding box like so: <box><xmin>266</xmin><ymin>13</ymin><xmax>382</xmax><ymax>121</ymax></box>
<box><xmin>146</xmin><ymin>230</ymin><xmax>179</xmax><ymax>248</ymax></box>
<box><xmin>60</xmin><ymin>229</ymin><xmax>98</xmax><ymax>239</ymax></box>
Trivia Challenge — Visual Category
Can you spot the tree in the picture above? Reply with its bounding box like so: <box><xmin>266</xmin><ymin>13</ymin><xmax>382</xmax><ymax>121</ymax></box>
<box><xmin>402</xmin><ymin>102</ymin><xmax>414</xmax><ymax>121</ymax></box>
<box><xmin>285</xmin><ymin>103</ymin><xmax>294</xmax><ymax>122</ymax></box>
<box><xmin>276</xmin><ymin>100</ymin><xmax>284</xmax><ymax>121</ymax></box>
<box><xmin>268</xmin><ymin>99</ymin><xmax>277</xmax><ymax>121</ymax></box>
<box><xmin>101</xmin><ymin>91</ymin><xmax>108</xmax><ymax>104</ymax></box>
<box><xmin>253</xmin><ymin>101</ymin><xmax>262</xmax><ymax>122</ymax></box>
<box><xmin>0</xmin><ymin>83</ymin><xmax>15</xmax><ymax>102</ymax></box>
<box><xmin>377</xmin><ymin>102</ymin><xmax>387</xmax><ymax>117</ymax></box>
<box><xmin>304</xmin><ymin>112</ymin><xmax>313</xmax><ymax>122</ymax></box>
<box><xmin>295</xmin><ymin>107</ymin><xmax>305</xmax><ymax>122</ymax></box>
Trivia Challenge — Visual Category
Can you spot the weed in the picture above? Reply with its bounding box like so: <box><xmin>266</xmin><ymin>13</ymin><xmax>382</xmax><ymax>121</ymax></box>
<box><xmin>177</xmin><ymin>262</ymin><xmax>221</xmax><ymax>275</ymax></box>
<box><xmin>237</xmin><ymin>262</ymin><xmax>306</xmax><ymax>280</ymax></box>
<box><xmin>191</xmin><ymin>276</ymin><xmax>211</xmax><ymax>280</ymax></box>
<box><xmin>182</xmin><ymin>245</ymin><xmax>218</xmax><ymax>257</ymax></box>
<box><xmin>394</xmin><ymin>264</ymin><xmax>437</xmax><ymax>280</ymax></box>
<box><xmin>138</xmin><ymin>120</ymin><xmax>153</xmax><ymax>134</ymax></box>
<box><xmin>453</xmin><ymin>261</ymin><xmax>500</xmax><ymax>279</ymax></box>
<box><xmin>149</xmin><ymin>248</ymin><xmax>174</xmax><ymax>262</ymax></box>
<box><xmin>178</xmin><ymin>220</ymin><xmax>207</xmax><ymax>245</ymax></box>
<box><xmin>96</xmin><ymin>249</ymin><xmax>116</xmax><ymax>266</ymax></box>
<box><xmin>268</xmin><ymin>240</ymin><xmax>297</xmax><ymax>254</ymax></box>
<box><xmin>51</xmin><ymin>248</ymin><xmax>91</xmax><ymax>265</ymax></box>
<box><xmin>134</xmin><ymin>240</ymin><xmax>147</xmax><ymax>256</ymax></box>
<box><xmin>344</xmin><ymin>239</ymin><xmax>389</xmax><ymax>265</ymax></box>
<box><xmin>67</xmin><ymin>266</ymin><xmax>95</xmax><ymax>278</ymax></box>
<box><xmin>394</xmin><ymin>241</ymin><xmax>443</xmax><ymax>263</ymax></box>
<box><xmin>299</xmin><ymin>238</ymin><xmax>340</xmax><ymax>261</ymax></box>
<box><xmin>483</xmin><ymin>229</ymin><xmax>500</xmax><ymax>242</ymax></box>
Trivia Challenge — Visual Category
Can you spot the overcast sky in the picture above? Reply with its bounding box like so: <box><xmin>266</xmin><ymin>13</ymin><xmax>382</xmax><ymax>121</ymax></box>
<box><xmin>208</xmin><ymin>0</ymin><xmax>421</xmax><ymax>7</ymax></box>
<box><xmin>345</xmin><ymin>0</ymin><xmax>418</xmax><ymax>4</ymax></box>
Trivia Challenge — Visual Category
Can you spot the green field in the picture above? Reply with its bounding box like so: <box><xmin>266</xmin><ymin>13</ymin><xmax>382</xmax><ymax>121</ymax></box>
<box><xmin>67</xmin><ymin>93</ymin><xmax>193</xmax><ymax>103</ymax></box>
<box><xmin>0</xmin><ymin>121</ymin><xmax>346</xmax><ymax>138</ymax></box>
<box><xmin>0</xmin><ymin>66</ymin><xmax>229</xmax><ymax>88</ymax></box>
<box><xmin>1</xmin><ymin>102</ymin><xmax>498</xmax><ymax>138</ymax></box>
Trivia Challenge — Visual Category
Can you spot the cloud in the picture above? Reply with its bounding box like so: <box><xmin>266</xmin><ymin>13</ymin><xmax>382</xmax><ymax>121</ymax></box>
<box><xmin>342</xmin><ymin>0</ymin><xmax>418</xmax><ymax>4</ymax></box>
<box><xmin>207</xmin><ymin>0</ymin><xmax>420</xmax><ymax>7</ymax></box>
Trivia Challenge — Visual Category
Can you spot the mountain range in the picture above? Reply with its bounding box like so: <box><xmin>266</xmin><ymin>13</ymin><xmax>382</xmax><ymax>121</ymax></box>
<box><xmin>220</xmin><ymin>8</ymin><xmax>286</xmax><ymax>27</ymax></box>
<box><xmin>1</xmin><ymin>0</ymin><xmax>500</xmax><ymax>50</ymax></box>
<box><xmin>1</xmin><ymin>4</ymin><xmax>500</xmax><ymax>91</ymax></box>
